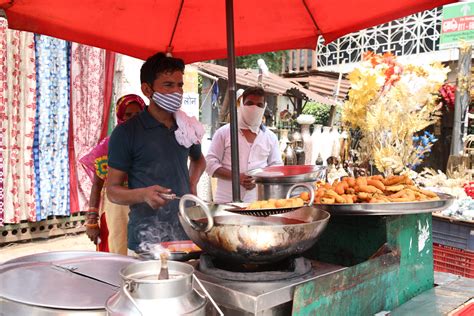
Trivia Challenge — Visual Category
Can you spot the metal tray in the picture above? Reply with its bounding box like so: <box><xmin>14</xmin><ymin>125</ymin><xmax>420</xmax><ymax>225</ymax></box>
<box><xmin>225</xmin><ymin>206</ymin><xmax>302</xmax><ymax>217</ymax></box>
<box><xmin>313</xmin><ymin>193</ymin><xmax>455</xmax><ymax>216</ymax></box>
<box><xmin>0</xmin><ymin>251</ymin><xmax>137</xmax><ymax>310</ymax></box>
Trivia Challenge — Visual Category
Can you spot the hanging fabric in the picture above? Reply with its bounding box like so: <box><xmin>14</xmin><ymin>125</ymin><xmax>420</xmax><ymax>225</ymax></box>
<box><xmin>68</xmin><ymin>77</ymin><xmax>80</xmax><ymax>214</ymax></box>
<box><xmin>0</xmin><ymin>20</ymin><xmax>5</xmax><ymax>226</ymax></box>
<box><xmin>34</xmin><ymin>34</ymin><xmax>71</xmax><ymax>220</ymax></box>
<box><xmin>99</xmin><ymin>51</ymin><xmax>116</xmax><ymax>141</ymax></box>
<box><xmin>70</xmin><ymin>43</ymin><xmax>106</xmax><ymax>211</ymax></box>
<box><xmin>0</xmin><ymin>19</ymin><xmax>37</xmax><ymax>224</ymax></box>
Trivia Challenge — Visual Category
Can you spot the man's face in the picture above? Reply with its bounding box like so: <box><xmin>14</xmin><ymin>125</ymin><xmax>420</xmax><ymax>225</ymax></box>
<box><xmin>243</xmin><ymin>95</ymin><xmax>264</xmax><ymax>108</ymax></box>
<box><xmin>151</xmin><ymin>70</ymin><xmax>184</xmax><ymax>95</ymax></box>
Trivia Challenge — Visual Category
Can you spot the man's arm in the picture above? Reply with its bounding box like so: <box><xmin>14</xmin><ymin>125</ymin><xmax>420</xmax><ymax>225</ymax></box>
<box><xmin>189</xmin><ymin>153</ymin><xmax>206</xmax><ymax>195</ymax></box>
<box><xmin>106</xmin><ymin>167</ymin><xmax>171</xmax><ymax>209</ymax></box>
<box><xmin>267</xmin><ymin>133</ymin><xmax>284</xmax><ymax>166</ymax></box>
<box><xmin>205</xmin><ymin>129</ymin><xmax>253</xmax><ymax>190</ymax></box>
<box><xmin>205</xmin><ymin>128</ymin><xmax>231</xmax><ymax>180</ymax></box>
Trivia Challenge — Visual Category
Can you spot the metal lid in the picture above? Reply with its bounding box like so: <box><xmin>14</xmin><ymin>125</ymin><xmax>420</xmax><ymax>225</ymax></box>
<box><xmin>0</xmin><ymin>251</ymin><xmax>137</xmax><ymax>310</ymax></box>
<box><xmin>246</xmin><ymin>165</ymin><xmax>325</xmax><ymax>183</ymax></box>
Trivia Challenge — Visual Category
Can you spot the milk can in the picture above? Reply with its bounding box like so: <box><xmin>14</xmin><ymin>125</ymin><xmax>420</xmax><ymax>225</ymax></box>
<box><xmin>106</xmin><ymin>260</ymin><xmax>217</xmax><ymax>316</ymax></box>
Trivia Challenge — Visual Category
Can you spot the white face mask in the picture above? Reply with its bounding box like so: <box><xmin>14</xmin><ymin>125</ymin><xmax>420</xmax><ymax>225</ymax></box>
<box><xmin>239</xmin><ymin>105</ymin><xmax>265</xmax><ymax>133</ymax></box>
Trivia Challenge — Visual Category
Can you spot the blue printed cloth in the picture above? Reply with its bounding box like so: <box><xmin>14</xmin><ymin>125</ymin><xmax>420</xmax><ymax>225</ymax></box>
<box><xmin>34</xmin><ymin>35</ymin><xmax>70</xmax><ymax>220</ymax></box>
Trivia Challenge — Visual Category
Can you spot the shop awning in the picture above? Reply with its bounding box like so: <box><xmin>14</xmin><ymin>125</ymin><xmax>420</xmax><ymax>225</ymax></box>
<box><xmin>285</xmin><ymin>71</ymin><xmax>351</xmax><ymax>101</ymax></box>
<box><xmin>194</xmin><ymin>62</ymin><xmax>338</xmax><ymax>106</ymax></box>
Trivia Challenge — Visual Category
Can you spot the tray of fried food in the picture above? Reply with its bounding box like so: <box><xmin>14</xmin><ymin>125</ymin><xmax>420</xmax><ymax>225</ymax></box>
<box><xmin>227</xmin><ymin>197</ymin><xmax>307</xmax><ymax>217</ymax></box>
<box><xmin>312</xmin><ymin>175</ymin><xmax>454</xmax><ymax>215</ymax></box>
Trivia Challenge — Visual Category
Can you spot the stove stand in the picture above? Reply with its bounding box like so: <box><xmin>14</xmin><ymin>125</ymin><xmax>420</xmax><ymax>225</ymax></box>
<box><xmin>192</xmin><ymin>258</ymin><xmax>345</xmax><ymax>315</ymax></box>
<box><xmin>198</xmin><ymin>254</ymin><xmax>312</xmax><ymax>282</ymax></box>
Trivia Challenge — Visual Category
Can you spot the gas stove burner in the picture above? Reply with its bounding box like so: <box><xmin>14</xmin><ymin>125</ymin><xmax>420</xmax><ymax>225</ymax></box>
<box><xmin>198</xmin><ymin>254</ymin><xmax>312</xmax><ymax>282</ymax></box>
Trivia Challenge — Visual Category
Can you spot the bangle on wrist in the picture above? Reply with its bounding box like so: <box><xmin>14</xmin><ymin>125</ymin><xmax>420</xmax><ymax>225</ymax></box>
<box><xmin>87</xmin><ymin>212</ymin><xmax>99</xmax><ymax>219</ymax></box>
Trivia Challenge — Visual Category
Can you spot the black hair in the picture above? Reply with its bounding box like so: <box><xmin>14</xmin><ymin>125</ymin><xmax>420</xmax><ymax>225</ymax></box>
<box><xmin>140</xmin><ymin>52</ymin><xmax>185</xmax><ymax>84</ymax></box>
<box><xmin>242</xmin><ymin>86</ymin><xmax>265</xmax><ymax>102</ymax></box>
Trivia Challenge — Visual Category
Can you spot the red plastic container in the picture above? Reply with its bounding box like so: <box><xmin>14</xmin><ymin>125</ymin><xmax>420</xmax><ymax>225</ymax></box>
<box><xmin>464</xmin><ymin>182</ymin><xmax>474</xmax><ymax>198</ymax></box>
<box><xmin>433</xmin><ymin>243</ymin><xmax>474</xmax><ymax>278</ymax></box>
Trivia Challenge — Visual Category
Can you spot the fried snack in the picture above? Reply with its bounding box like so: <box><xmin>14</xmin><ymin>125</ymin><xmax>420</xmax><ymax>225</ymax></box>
<box><xmin>367</xmin><ymin>179</ymin><xmax>385</xmax><ymax>191</ymax></box>
<box><xmin>369</xmin><ymin>175</ymin><xmax>384</xmax><ymax>181</ymax></box>
<box><xmin>385</xmin><ymin>184</ymin><xmax>405</xmax><ymax>192</ymax></box>
<box><xmin>407</xmin><ymin>185</ymin><xmax>438</xmax><ymax>198</ymax></box>
<box><xmin>357</xmin><ymin>185</ymin><xmax>383</xmax><ymax>194</ymax></box>
<box><xmin>357</xmin><ymin>192</ymin><xmax>372</xmax><ymax>202</ymax></box>
<box><xmin>346</xmin><ymin>188</ymin><xmax>356</xmax><ymax>194</ymax></box>
<box><xmin>356</xmin><ymin>177</ymin><xmax>368</xmax><ymax>187</ymax></box>
<box><xmin>300</xmin><ymin>191</ymin><xmax>310</xmax><ymax>201</ymax></box>
<box><xmin>246</xmin><ymin>197</ymin><xmax>307</xmax><ymax>210</ymax></box>
<box><xmin>247</xmin><ymin>201</ymin><xmax>262</xmax><ymax>210</ymax></box>
<box><xmin>275</xmin><ymin>199</ymin><xmax>287</xmax><ymax>208</ymax></box>
<box><xmin>321</xmin><ymin>197</ymin><xmax>336</xmax><ymax>204</ymax></box>
<box><xmin>316</xmin><ymin>189</ymin><xmax>326</xmax><ymax>197</ymax></box>
<box><xmin>295</xmin><ymin>198</ymin><xmax>306</xmax><ymax>207</ymax></box>
<box><xmin>344</xmin><ymin>177</ymin><xmax>356</xmax><ymax>187</ymax></box>
<box><xmin>335</xmin><ymin>182</ymin><xmax>347</xmax><ymax>195</ymax></box>
<box><xmin>341</xmin><ymin>194</ymin><xmax>355</xmax><ymax>204</ymax></box>
<box><xmin>382</xmin><ymin>175</ymin><xmax>406</xmax><ymax>186</ymax></box>
<box><xmin>255</xmin><ymin>175</ymin><xmax>439</xmax><ymax>207</ymax></box>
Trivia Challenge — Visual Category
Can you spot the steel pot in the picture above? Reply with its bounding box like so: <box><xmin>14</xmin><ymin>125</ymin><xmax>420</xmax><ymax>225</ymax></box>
<box><xmin>106</xmin><ymin>261</ymin><xmax>215</xmax><ymax>316</ymax></box>
<box><xmin>178</xmin><ymin>195</ymin><xmax>330</xmax><ymax>264</ymax></box>
<box><xmin>247</xmin><ymin>165</ymin><xmax>326</xmax><ymax>200</ymax></box>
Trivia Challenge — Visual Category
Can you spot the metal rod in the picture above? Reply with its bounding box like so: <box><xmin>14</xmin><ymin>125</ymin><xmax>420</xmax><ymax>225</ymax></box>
<box><xmin>225</xmin><ymin>0</ymin><xmax>241</xmax><ymax>201</ymax></box>
<box><xmin>328</xmin><ymin>68</ymin><xmax>343</xmax><ymax>126</ymax></box>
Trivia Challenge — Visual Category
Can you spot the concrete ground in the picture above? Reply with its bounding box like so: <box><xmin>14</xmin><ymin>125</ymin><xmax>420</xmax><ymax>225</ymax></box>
<box><xmin>0</xmin><ymin>232</ymin><xmax>95</xmax><ymax>264</ymax></box>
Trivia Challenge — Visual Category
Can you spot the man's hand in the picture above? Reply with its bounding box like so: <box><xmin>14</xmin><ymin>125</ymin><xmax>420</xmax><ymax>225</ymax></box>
<box><xmin>142</xmin><ymin>185</ymin><xmax>172</xmax><ymax>209</ymax></box>
<box><xmin>240</xmin><ymin>173</ymin><xmax>256</xmax><ymax>190</ymax></box>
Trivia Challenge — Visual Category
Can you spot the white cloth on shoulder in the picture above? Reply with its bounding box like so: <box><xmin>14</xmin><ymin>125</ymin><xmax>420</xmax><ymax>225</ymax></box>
<box><xmin>174</xmin><ymin>110</ymin><xmax>205</xmax><ymax>148</ymax></box>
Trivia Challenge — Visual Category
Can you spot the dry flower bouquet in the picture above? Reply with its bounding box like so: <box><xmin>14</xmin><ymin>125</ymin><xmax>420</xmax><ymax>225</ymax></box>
<box><xmin>342</xmin><ymin>52</ymin><xmax>449</xmax><ymax>175</ymax></box>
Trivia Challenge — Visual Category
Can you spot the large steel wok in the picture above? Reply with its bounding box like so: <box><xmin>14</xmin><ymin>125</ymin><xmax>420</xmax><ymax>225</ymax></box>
<box><xmin>178</xmin><ymin>195</ymin><xmax>330</xmax><ymax>264</ymax></box>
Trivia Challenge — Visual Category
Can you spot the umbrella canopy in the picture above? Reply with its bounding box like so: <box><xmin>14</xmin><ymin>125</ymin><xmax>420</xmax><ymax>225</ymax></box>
<box><xmin>0</xmin><ymin>0</ymin><xmax>457</xmax><ymax>201</ymax></box>
<box><xmin>0</xmin><ymin>0</ymin><xmax>456</xmax><ymax>64</ymax></box>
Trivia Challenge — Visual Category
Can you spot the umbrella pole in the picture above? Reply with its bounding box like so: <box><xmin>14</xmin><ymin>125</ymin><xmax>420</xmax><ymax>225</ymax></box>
<box><xmin>225</xmin><ymin>0</ymin><xmax>241</xmax><ymax>202</ymax></box>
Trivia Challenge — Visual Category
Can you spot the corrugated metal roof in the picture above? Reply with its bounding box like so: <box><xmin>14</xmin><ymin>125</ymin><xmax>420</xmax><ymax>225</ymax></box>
<box><xmin>284</xmin><ymin>71</ymin><xmax>351</xmax><ymax>101</ymax></box>
<box><xmin>193</xmin><ymin>62</ymin><xmax>338</xmax><ymax>106</ymax></box>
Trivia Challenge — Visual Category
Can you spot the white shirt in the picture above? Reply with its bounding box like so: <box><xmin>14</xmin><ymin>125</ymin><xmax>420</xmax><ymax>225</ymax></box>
<box><xmin>206</xmin><ymin>124</ymin><xmax>283</xmax><ymax>203</ymax></box>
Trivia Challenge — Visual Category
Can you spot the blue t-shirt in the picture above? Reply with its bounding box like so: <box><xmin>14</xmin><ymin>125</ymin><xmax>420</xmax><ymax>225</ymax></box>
<box><xmin>108</xmin><ymin>108</ymin><xmax>202</xmax><ymax>251</ymax></box>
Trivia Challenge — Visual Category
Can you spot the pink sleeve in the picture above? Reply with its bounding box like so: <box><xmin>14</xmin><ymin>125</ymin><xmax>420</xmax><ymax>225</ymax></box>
<box><xmin>79</xmin><ymin>137</ymin><xmax>110</xmax><ymax>181</ymax></box>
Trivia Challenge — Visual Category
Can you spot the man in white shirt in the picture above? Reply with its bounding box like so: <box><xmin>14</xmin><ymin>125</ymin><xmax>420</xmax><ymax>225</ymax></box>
<box><xmin>206</xmin><ymin>86</ymin><xmax>283</xmax><ymax>203</ymax></box>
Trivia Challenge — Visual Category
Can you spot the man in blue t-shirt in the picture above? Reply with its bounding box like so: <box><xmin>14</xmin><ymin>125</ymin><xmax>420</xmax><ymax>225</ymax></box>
<box><xmin>106</xmin><ymin>52</ymin><xmax>206</xmax><ymax>253</ymax></box>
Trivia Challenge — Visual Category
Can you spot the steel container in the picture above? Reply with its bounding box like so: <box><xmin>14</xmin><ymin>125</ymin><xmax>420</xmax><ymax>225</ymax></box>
<box><xmin>247</xmin><ymin>165</ymin><xmax>326</xmax><ymax>199</ymax></box>
<box><xmin>106</xmin><ymin>260</ymin><xmax>208</xmax><ymax>316</ymax></box>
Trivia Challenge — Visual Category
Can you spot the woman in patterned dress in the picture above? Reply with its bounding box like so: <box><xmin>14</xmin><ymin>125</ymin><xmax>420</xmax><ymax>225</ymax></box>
<box><xmin>80</xmin><ymin>94</ymin><xmax>145</xmax><ymax>254</ymax></box>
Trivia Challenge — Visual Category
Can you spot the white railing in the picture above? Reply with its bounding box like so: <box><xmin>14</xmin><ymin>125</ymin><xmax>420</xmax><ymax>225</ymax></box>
<box><xmin>284</xmin><ymin>7</ymin><xmax>445</xmax><ymax>73</ymax></box>
<box><xmin>315</xmin><ymin>7</ymin><xmax>442</xmax><ymax>68</ymax></box>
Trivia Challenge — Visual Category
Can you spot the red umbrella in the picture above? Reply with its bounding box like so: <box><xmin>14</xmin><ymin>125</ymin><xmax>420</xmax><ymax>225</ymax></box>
<box><xmin>0</xmin><ymin>0</ymin><xmax>457</xmax><ymax>201</ymax></box>
<box><xmin>0</xmin><ymin>0</ymin><xmax>455</xmax><ymax>63</ymax></box>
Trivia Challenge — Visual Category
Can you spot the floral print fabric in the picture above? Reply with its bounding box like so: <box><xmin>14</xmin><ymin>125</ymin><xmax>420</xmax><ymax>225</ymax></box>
<box><xmin>0</xmin><ymin>20</ymin><xmax>37</xmax><ymax>223</ymax></box>
<box><xmin>70</xmin><ymin>43</ymin><xmax>106</xmax><ymax>211</ymax></box>
<box><xmin>34</xmin><ymin>34</ymin><xmax>70</xmax><ymax>220</ymax></box>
